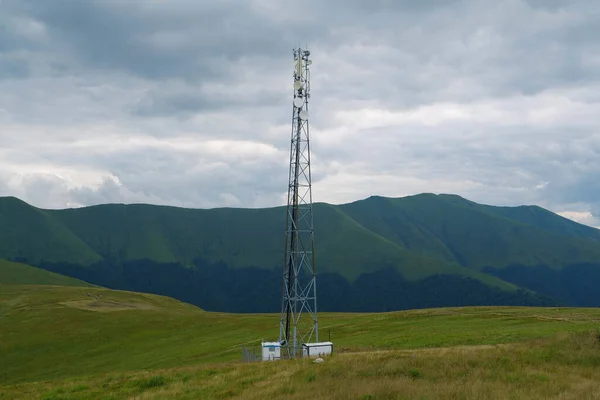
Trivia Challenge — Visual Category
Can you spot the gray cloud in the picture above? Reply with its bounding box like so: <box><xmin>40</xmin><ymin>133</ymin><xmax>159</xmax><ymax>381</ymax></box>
<box><xmin>1</xmin><ymin>0</ymin><xmax>600</xmax><ymax>228</ymax></box>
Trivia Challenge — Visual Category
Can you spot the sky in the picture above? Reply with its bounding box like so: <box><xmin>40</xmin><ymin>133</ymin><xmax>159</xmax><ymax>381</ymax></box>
<box><xmin>1</xmin><ymin>0</ymin><xmax>600</xmax><ymax>227</ymax></box>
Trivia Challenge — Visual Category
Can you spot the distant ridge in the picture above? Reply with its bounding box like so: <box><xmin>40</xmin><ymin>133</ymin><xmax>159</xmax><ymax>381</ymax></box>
<box><xmin>1</xmin><ymin>193</ymin><xmax>600</xmax><ymax>311</ymax></box>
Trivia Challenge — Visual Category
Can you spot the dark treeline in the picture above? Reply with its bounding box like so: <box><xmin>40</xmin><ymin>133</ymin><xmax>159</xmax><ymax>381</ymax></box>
<box><xmin>483</xmin><ymin>263</ymin><xmax>600</xmax><ymax>307</ymax></box>
<box><xmin>21</xmin><ymin>257</ymin><xmax>561</xmax><ymax>312</ymax></box>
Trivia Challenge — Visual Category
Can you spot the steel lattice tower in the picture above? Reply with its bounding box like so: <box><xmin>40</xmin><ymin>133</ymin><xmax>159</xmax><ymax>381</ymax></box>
<box><xmin>279</xmin><ymin>47</ymin><xmax>318</xmax><ymax>359</ymax></box>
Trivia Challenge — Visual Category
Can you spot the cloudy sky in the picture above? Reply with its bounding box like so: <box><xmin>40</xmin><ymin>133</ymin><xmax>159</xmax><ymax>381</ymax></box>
<box><xmin>1</xmin><ymin>0</ymin><xmax>600</xmax><ymax>227</ymax></box>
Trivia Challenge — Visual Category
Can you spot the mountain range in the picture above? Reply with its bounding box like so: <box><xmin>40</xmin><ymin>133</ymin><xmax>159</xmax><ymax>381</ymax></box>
<box><xmin>2</xmin><ymin>193</ymin><xmax>600</xmax><ymax>312</ymax></box>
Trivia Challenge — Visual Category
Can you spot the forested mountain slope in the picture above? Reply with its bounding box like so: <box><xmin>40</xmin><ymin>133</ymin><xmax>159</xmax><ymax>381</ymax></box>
<box><xmin>2</xmin><ymin>193</ymin><xmax>599</xmax><ymax>311</ymax></box>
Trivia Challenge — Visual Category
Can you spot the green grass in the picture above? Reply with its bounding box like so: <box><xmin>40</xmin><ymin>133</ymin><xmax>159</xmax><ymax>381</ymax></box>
<box><xmin>4</xmin><ymin>335</ymin><xmax>600</xmax><ymax>400</ymax></box>
<box><xmin>0</xmin><ymin>259</ymin><xmax>93</xmax><ymax>287</ymax></box>
<box><xmin>4</xmin><ymin>333</ymin><xmax>600</xmax><ymax>399</ymax></box>
<box><xmin>2</xmin><ymin>284</ymin><xmax>600</xmax><ymax>391</ymax></box>
<box><xmin>2</xmin><ymin>284</ymin><xmax>600</xmax><ymax>399</ymax></box>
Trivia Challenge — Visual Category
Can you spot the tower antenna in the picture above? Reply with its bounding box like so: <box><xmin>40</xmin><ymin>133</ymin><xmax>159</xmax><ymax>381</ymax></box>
<box><xmin>278</xmin><ymin>47</ymin><xmax>318</xmax><ymax>359</ymax></box>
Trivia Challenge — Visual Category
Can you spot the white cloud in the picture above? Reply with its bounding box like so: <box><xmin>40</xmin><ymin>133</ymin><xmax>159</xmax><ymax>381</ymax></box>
<box><xmin>556</xmin><ymin>211</ymin><xmax>600</xmax><ymax>229</ymax></box>
<box><xmin>0</xmin><ymin>0</ymin><xmax>600</xmax><ymax>228</ymax></box>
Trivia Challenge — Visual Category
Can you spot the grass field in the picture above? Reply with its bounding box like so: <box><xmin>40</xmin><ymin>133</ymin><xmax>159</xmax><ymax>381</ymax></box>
<box><xmin>2</xmin><ymin>284</ymin><xmax>600</xmax><ymax>399</ymax></box>
<box><xmin>4</xmin><ymin>332</ymin><xmax>600</xmax><ymax>399</ymax></box>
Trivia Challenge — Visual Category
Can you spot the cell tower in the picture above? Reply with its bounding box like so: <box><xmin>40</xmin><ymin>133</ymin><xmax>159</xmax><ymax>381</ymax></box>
<box><xmin>278</xmin><ymin>47</ymin><xmax>318</xmax><ymax>359</ymax></box>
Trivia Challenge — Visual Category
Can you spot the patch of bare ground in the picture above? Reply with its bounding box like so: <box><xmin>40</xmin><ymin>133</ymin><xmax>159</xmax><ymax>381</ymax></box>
<box><xmin>60</xmin><ymin>292</ymin><xmax>157</xmax><ymax>312</ymax></box>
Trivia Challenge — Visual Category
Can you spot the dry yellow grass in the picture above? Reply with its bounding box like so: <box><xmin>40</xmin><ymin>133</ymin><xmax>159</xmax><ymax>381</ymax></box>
<box><xmin>3</xmin><ymin>331</ymin><xmax>600</xmax><ymax>400</ymax></box>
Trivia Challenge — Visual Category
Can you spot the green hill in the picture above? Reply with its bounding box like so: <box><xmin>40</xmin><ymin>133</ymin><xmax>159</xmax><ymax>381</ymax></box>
<box><xmin>2</xmin><ymin>193</ymin><xmax>600</xmax><ymax>311</ymax></box>
<box><xmin>51</xmin><ymin>201</ymin><xmax>483</xmax><ymax>281</ymax></box>
<box><xmin>0</xmin><ymin>259</ymin><xmax>93</xmax><ymax>286</ymax></box>
<box><xmin>0</xmin><ymin>197</ymin><xmax>101</xmax><ymax>264</ymax></box>
<box><xmin>339</xmin><ymin>194</ymin><xmax>600</xmax><ymax>270</ymax></box>
<box><xmin>2</xmin><ymin>285</ymin><xmax>600</xmax><ymax>399</ymax></box>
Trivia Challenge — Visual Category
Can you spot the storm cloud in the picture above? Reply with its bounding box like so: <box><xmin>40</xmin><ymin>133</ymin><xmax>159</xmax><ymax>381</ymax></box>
<box><xmin>1</xmin><ymin>0</ymin><xmax>600</xmax><ymax>227</ymax></box>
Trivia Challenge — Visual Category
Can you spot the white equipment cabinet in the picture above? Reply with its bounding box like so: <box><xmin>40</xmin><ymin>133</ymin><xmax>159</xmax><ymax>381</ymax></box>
<box><xmin>302</xmin><ymin>341</ymin><xmax>333</xmax><ymax>358</ymax></box>
<box><xmin>261</xmin><ymin>341</ymin><xmax>281</xmax><ymax>361</ymax></box>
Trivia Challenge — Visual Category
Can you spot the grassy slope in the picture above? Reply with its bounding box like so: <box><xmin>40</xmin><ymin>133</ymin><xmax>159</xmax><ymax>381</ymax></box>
<box><xmin>340</xmin><ymin>194</ymin><xmax>600</xmax><ymax>270</ymax></box>
<box><xmin>51</xmin><ymin>201</ymin><xmax>512</xmax><ymax>285</ymax></box>
<box><xmin>313</xmin><ymin>205</ymin><xmax>517</xmax><ymax>286</ymax></box>
<box><xmin>3</xmin><ymin>194</ymin><xmax>600</xmax><ymax>289</ymax></box>
<box><xmin>0</xmin><ymin>259</ymin><xmax>93</xmax><ymax>286</ymax></box>
<box><xmin>50</xmin><ymin>203</ymin><xmax>289</xmax><ymax>267</ymax></box>
<box><xmin>2</xmin><ymin>285</ymin><xmax>600</xmax><ymax>388</ymax></box>
<box><xmin>5</xmin><ymin>332</ymin><xmax>600</xmax><ymax>400</ymax></box>
<box><xmin>472</xmin><ymin>203</ymin><xmax>600</xmax><ymax>241</ymax></box>
<box><xmin>0</xmin><ymin>197</ymin><xmax>101</xmax><ymax>265</ymax></box>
